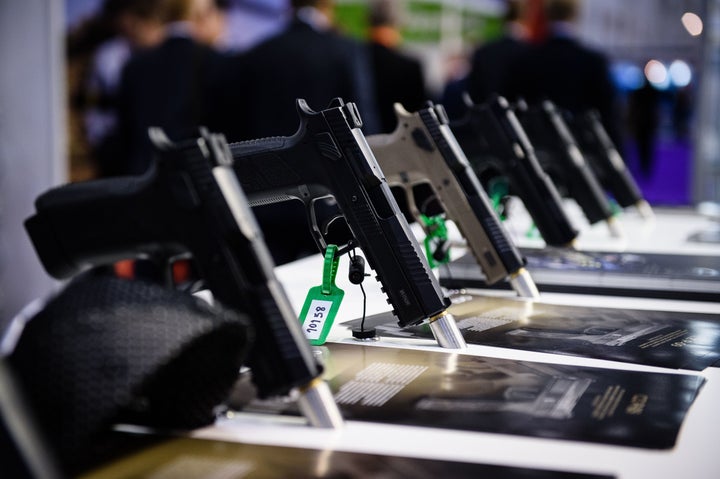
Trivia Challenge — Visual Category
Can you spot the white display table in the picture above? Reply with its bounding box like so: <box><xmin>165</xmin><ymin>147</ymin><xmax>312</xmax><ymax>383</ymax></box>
<box><xmin>189</xmin><ymin>227</ymin><xmax>720</xmax><ymax>479</ymax></box>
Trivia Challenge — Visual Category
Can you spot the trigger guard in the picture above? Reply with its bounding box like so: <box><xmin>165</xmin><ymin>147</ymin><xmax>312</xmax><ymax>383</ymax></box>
<box><xmin>308</xmin><ymin>197</ymin><xmax>353</xmax><ymax>252</ymax></box>
<box><xmin>308</xmin><ymin>197</ymin><xmax>354</xmax><ymax>251</ymax></box>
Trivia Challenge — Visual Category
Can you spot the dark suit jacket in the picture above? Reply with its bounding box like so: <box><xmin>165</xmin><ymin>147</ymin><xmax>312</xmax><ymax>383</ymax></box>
<box><xmin>504</xmin><ymin>35</ymin><xmax>621</xmax><ymax>145</ymax></box>
<box><xmin>223</xmin><ymin>19</ymin><xmax>378</xmax><ymax>140</ymax></box>
<box><xmin>369</xmin><ymin>42</ymin><xmax>427</xmax><ymax>133</ymax></box>
<box><xmin>213</xmin><ymin>18</ymin><xmax>381</xmax><ymax>264</ymax></box>
<box><xmin>466</xmin><ymin>35</ymin><xmax>529</xmax><ymax>104</ymax></box>
<box><xmin>114</xmin><ymin>35</ymin><xmax>225</xmax><ymax>176</ymax></box>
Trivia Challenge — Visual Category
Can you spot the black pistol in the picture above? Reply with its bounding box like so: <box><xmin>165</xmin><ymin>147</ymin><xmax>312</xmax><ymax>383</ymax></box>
<box><xmin>228</xmin><ymin>98</ymin><xmax>466</xmax><ymax>349</ymax></box>
<box><xmin>449</xmin><ymin>95</ymin><xmax>579</xmax><ymax>247</ymax></box>
<box><xmin>24</xmin><ymin>129</ymin><xmax>343</xmax><ymax>428</ymax></box>
<box><xmin>367</xmin><ymin>102</ymin><xmax>539</xmax><ymax>299</ymax></box>
<box><xmin>514</xmin><ymin>100</ymin><xmax>624</xmax><ymax>237</ymax></box>
<box><xmin>566</xmin><ymin>109</ymin><xmax>654</xmax><ymax>219</ymax></box>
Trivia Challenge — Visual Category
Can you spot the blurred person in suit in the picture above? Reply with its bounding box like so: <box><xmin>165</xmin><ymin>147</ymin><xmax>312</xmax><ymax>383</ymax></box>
<box><xmin>627</xmin><ymin>78</ymin><xmax>660</xmax><ymax>178</ymax></box>
<box><xmin>216</xmin><ymin>0</ymin><xmax>380</xmax><ymax>264</ymax></box>
<box><xmin>221</xmin><ymin>0</ymin><xmax>379</xmax><ymax>140</ymax></box>
<box><xmin>114</xmin><ymin>0</ymin><xmax>229</xmax><ymax>177</ymax></box>
<box><xmin>82</xmin><ymin>0</ymin><xmax>168</xmax><ymax>179</ymax></box>
<box><xmin>222</xmin><ymin>0</ymin><xmax>288</xmax><ymax>53</ymax></box>
<box><xmin>367</xmin><ymin>0</ymin><xmax>427</xmax><ymax>133</ymax></box>
<box><xmin>66</xmin><ymin>0</ymin><xmax>169</xmax><ymax>181</ymax></box>
<box><xmin>110</xmin><ymin>0</ymin><xmax>229</xmax><ymax>282</ymax></box>
<box><xmin>504</xmin><ymin>0</ymin><xmax>622</xmax><ymax>147</ymax></box>
<box><xmin>465</xmin><ymin>0</ymin><xmax>530</xmax><ymax>104</ymax></box>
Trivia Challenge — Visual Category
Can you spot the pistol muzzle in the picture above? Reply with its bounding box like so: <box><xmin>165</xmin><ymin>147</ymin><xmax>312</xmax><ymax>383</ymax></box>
<box><xmin>297</xmin><ymin>378</ymin><xmax>344</xmax><ymax>429</ymax></box>
<box><xmin>606</xmin><ymin>216</ymin><xmax>625</xmax><ymax>239</ymax></box>
<box><xmin>509</xmin><ymin>267</ymin><xmax>541</xmax><ymax>299</ymax></box>
<box><xmin>427</xmin><ymin>311</ymin><xmax>467</xmax><ymax>349</ymax></box>
<box><xmin>635</xmin><ymin>200</ymin><xmax>655</xmax><ymax>221</ymax></box>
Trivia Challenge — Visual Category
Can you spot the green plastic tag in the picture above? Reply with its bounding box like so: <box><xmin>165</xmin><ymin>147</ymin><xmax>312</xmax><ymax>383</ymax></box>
<box><xmin>298</xmin><ymin>244</ymin><xmax>344</xmax><ymax>345</ymax></box>
<box><xmin>525</xmin><ymin>223</ymin><xmax>541</xmax><ymax>239</ymax></box>
<box><xmin>420</xmin><ymin>213</ymin><xmax>451</xmax><ymax>268</ymax></box>
<box><xmin>487</xmin><ymin>177</ymin><xmax>510</xmax><ymax>221</ymax></box>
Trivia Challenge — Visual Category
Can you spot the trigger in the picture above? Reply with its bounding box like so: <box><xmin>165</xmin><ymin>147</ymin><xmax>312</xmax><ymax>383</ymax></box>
<box><xmin>309</xmin><ymin>198</ymin><xmax>352</xmax><ymax>251</ymax></box>
<box><xmin>322</xmin><ymin>215</ymin><xmax>353</xmax><ymax>249</ymax></box>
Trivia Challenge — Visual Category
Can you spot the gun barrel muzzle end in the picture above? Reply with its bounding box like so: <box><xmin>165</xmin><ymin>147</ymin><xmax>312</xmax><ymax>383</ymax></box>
<box><xmin>606</xmin><ymin>216</ymin><xmax>624</xmax><ymax>239</ymax></box>
<box><xmin>428</xmin><ymin>312</ymin><xmax>467</xmax><ymax>349</ymax></box>
<box><xmin>510</xmin><ymin>268</ymin><xmax>540</xmax><ymax>299</ymax></box>
<box><xmin>297</xmin><ymin>378</ymin><xmax>344</xmax><ymax>429</ymax></box>
<box><xmin>635</xmin><ymin>200</ymin><xmax>655</xmax><ymax>221</ymax></box>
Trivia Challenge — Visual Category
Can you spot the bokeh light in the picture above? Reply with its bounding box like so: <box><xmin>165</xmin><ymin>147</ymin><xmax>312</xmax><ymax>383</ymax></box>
<box><xmin>681</xmin><ymin>12</ymin><xmax>703</xmax><ymax>36</ymax></box>
<box><xmin>612</xmin><ymin>62</ymin><xmax>645</xmax><ymax>90</ymax></box>
<box><xmin>669</xmin><ymin>60</ymin><xmax>692</xmax><ymax>87</ymax></box>
<box><xmin>645</xmin><ymin>60</ymin><xmax>670</xmax><ymax>89</ymax></box>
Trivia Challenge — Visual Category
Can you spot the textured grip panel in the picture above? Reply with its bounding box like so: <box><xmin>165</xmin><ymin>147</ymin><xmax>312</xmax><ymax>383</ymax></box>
<box><xmin>34</xmin><ymin>175</ymin><xmax>145</xmax><ymax>210</ymax></box>
<box><xmin>7</xmin><ymin>275</ymin><xmax>252</xmax><ymax>474</ymax></box>
<box><xmin>231</xmin><ymin>136</ymin><xmax>288</xmax><ymax>156</ymax></box>
<box><xmin>474</xmin><ymin>199</ymin><xmax>524</xmax><ymax>273</ymax></box>
<box><xmin>395</xmin><ymin>231</ymin><xmax>434</xmax><ymax>285</ymax></box>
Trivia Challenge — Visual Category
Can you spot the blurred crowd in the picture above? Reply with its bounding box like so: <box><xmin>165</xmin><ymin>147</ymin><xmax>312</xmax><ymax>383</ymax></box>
<box><xmin>66</xmin><ymin>0</ymin><xmax>631</xmax><ymax>180</ymax></box>
<box><xmin>66</xmin><ymin>0</ymin><xmax>394</xmax><ymax>179</ymax></box>
<box><xmin>65</xmin><ymin>0</ymin><xmax>645</xmax><ymax>266</ymax></box>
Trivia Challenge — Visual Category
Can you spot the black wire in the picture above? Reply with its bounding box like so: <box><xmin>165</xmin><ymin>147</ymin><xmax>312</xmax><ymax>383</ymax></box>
<box><xmin>359</xmin><ymin>280</ymin><xmax>367</xmax><ymax>332</ymax></box>
<box><xmin>350</xmin><ymin>248</ymin><xmax>368</xmax><ymax>332</ymax></box>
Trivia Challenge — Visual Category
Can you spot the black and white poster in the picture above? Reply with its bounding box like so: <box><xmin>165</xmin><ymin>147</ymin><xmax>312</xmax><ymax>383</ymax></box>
<box><xmin>233</xmin><ymin>343</ymin><xmax>705</xmax><ymax>449</ymax></box>
<box><xmin>345</xmin><ymin>293</ymin><xmax>720</xmax><ymax>370</ymax></box>
<box><xmin>440</xmin><ymin>250</ymin><xmax>720</xmax><ymax>301</ymax></box>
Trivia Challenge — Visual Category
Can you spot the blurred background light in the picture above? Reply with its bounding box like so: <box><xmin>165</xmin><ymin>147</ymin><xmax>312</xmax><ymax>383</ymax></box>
<box><xmin>612</xmin><ymin>62</ymin><xmax>645</xmax><ymax>90</ymax></box>
<box><xmin>669</xmin><ymin>59</ymin><xmax>693</xmax><ymax>87</ymax></box>
<box><xmin>681</xmin><ymin>12</ymin><xmax>703</xmax><ymax>36</ymax></box>
<box><xmin>645</xmin><ymin>59</ymin><xmax>670</xmax><ymax>89</ymax></box>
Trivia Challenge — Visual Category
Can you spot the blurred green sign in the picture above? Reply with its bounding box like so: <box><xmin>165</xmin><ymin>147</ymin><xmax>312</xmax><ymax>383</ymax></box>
<box><xmin>334</xmin><ymin>0</ymin><xmax>503</xmax><ymax>45</ymax></box>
